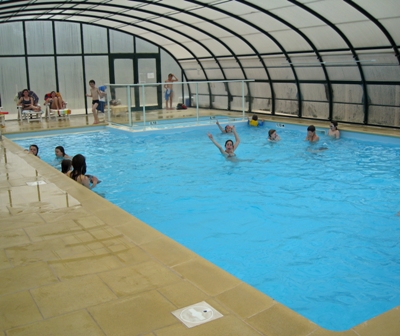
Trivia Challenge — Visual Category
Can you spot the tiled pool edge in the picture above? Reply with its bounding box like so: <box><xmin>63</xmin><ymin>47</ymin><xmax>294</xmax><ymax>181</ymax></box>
<box><xmin>1</xmin><ymin>138</ymin><xmax>399</xmax><ymax>335</ymax></box>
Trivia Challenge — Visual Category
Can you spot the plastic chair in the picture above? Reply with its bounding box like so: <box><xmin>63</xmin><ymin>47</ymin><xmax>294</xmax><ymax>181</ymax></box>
<box><xmin>0</xmin><ymin>94</ymin><xmax>8</xmax><ymax>127</ymax></box>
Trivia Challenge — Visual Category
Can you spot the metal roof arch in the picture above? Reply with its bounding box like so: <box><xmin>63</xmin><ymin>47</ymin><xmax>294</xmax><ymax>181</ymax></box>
<box><xmin>289</xmin><ymin>0</ymin><xmax>369</xmax><ymax>124</ymax></box>
<box><xmin>343</xmin><ymin>0</ymin><xmax>400</xmax><ymax>65</ymax></box>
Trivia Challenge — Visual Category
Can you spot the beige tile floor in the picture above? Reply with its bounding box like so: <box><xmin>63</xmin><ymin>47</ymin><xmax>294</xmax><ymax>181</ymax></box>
<box><xmin>0</xmin><ymin>111</ymin><xmax>399</xmax><ymax>335</ymax></box>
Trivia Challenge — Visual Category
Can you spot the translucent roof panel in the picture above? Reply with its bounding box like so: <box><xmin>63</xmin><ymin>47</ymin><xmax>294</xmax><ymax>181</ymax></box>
<box><xmin>337</xmin><ymin>21</ymin><xmax>390</xmax><ymax>48</ymax></box>
<box><xmin>305</xmin><ymin>0</ymin><xmax>367</xmax><ymax>23</ymax></box>
<box><xmin>268</xmin><ymin>30</ymin><xmax>313</xmax><ymax>52</ymax></box>
<box><xmin>242</xmin><ymin>33</ymin><xmax>282</xmax><ymax>54</ymax></box>
<box><xmin>144</xmin><ymin>26</ymin><xmax>192</xmax><ymax>44</ymax></box>
<box><xmin>270</xmin><ymin>4</ymin><xmax>325</xmax><ymax>28</ymax></box>
<box><xmin>354</xmin><ymin>0</ymin><xmax>400</xmax><ymax>18</ymax></box>
<box><xmin>217</xmin><ymin>36</ymin><xmax>256</xmax><ymax>56</ymax></box>
<box><xmin>170</xmin><ymin>40</ymin><xmax>212</xmax><ymax>58</ymax></box>
<box><xmin>197</xmin><ymin>39</ymin><xmax>231</xmax><ymax>58</ymax></box>
<box><xmin>299</xmin><ymin>26</ymin><xmax>348</xmax><ymax>50</ymax></box>
<box><xmin>379</xmin><ymin>17</ymin><xmax>400</xmax><ymax>45</ymax></box>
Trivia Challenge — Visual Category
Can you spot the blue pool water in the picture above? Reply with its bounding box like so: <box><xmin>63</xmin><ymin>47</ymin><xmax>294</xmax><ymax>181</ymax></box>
<box><xmin>11</xmin><ymin>122</ymin><xmax>400</xmax><ymax>331</ymax></box>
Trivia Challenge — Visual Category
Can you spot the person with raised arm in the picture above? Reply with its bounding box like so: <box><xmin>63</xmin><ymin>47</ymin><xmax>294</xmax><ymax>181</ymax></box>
<box><xmin>207</xmin><ymin>126</ymin><xmax>240</xmax><ymax>157</ymax></box>
<box><xmin>216</xmin><ymin>120</ymin><xmax>234</xmax><ymax>133</ymax></box>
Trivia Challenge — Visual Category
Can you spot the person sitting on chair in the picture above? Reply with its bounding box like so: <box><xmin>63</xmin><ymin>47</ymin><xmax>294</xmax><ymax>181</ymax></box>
<box><xmin>18</xmin><ymin>89</ymin><xmax>40</xmax><ymax>112</ymax></box>
<box><xmin>46</xmin><ymin>91</ymin><xmax>64</xmax><ymax>110</ymax></box>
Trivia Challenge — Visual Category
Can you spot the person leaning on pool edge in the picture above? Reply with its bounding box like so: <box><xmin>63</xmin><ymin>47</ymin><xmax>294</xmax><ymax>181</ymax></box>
<box><xmin>305</xmin><ymin>125</ymin><xmax>319</xmax><ymax>142</ymax></box>
<box><xmin>25</xmin><ymin>144</ymin><xmax>40</xmax><ymax>158</ymax></box>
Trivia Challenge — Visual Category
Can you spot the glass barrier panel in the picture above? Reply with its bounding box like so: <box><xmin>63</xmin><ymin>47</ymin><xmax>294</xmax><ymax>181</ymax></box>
<box><xmin>302</xmin><ymin>101</ymin><xmax>329</xmax><ymax>120</ymax></box>
<box><xmin>367</xmin><ymin>85</ymin><xmax>400</xmax><ymax>106</ymax></box>
<box><xmin>368</xmin><ymin>106</ymin><xmax>400</xmax><ymax>127</ymax></box>
<box><xmin>275</xmin><ymin>99</ymin><xmax>298</xmax><ymax>116</ymax></box>
<box><xmin>333</xmin><ymin>103</ymin><xmax>363</xmax><ymax>123</ymax></box>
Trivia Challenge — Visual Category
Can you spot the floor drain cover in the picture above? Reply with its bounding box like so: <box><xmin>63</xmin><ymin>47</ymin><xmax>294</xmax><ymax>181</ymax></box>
<box><xmin>26</xmin><ymin>180</ymin><xmax>46</xmax><ymax>186</ymax></box>
<box><xmin>172</xmin><ymin>301</ymin><xmax>223</xmax><ymax>328</ymax></box>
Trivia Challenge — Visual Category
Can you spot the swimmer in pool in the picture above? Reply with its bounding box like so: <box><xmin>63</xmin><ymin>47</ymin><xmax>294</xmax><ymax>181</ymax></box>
<box><xmin>25</xmin><ymin>144</ymin><xmax>40</xmax><ymax>158</ymax></box>
<box><xmin>248</xmin><ymin>114</ymin><xmax>264</xmax><ymax>127</ymax></box>
<box><xmin>207</xmin><ymin>126</ymin><xmax>240</xmax><ymax>157</ymax></box>
<box><xmin>268</xmin><ymin>129</ymin><xmax>281</xmax><ymax>141</ymax></box>
<box><xmin>61</xmin><ymin>159</ymin><xmax>72</xmax><ymax>174</ymax></box>
<box><xmin>305</xmin><ymin>125</ymin><xmax>319</xmax><ymax>142</ymax></box>
<box><xmin>216</xmin><ymin>120</ymin><xmax>234</xmax><ymax>133</ymax></box>
<box><xmin>55</xmin><ymin>146</ymin><xmax>71</xmax><ymax>159</ymax></box>
<box><xmin>328</xmin><ymin>121</ymin><xmax>340</xmax><ymax>139</ymax></box>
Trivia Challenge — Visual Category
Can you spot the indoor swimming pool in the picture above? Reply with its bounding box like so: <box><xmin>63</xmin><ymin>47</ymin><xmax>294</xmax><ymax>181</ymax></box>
<box><xmin>9</xmin><ymin>122</ymin><xmax>400</xmax><ymax>331</ymax></box>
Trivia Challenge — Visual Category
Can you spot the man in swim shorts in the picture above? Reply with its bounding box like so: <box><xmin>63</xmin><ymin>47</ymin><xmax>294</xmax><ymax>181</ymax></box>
<box><xmin>164</xmin><ymin>73</ymin><xmax>178</xmax><ymax>109</ymax></box>
<box><xmin>86</xmin><ymin>79</ymin><xmax>105</xmax><ymax>124</ymax></box>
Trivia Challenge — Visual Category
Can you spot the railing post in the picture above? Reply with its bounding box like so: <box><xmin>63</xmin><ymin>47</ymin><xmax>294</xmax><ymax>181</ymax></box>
<box><xmin>142</xmin><ymin>84</ymin><xmax>146</xmax><ymax>127</ymax></box>
<box><xmin>127</xmin><ymin>85</ymin><xmax>132</xmax><ymax>127</ymax></box>
<box><xmin>107</xmin><ymin>88</ymin><xmax>111</xmax><ymax>124</ymax></box>
<box><xmin>196</xmin><ymin>82</ymin><xmax>199</xmax><ymax>122</ymax></box>
<box><xmin>242</xmin><ymin>80</ymin><xmax>245</xmax><ymax>120</ymax></box>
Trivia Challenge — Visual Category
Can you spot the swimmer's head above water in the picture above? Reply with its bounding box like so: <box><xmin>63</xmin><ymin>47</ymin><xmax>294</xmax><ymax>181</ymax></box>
<box><xmin>225</xmin><ymin>139</ymin><xmax>234</xmax><ymax>152</ymax></box>
<box><xmin>225</xmin><ymin>125</ymin><xmax>233</xmax><ymax>133</ymax></box>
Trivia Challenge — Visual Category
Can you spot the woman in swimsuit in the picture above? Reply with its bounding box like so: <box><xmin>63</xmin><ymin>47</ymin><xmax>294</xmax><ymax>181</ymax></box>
<box><xmin>55</xmin><ymin>146</ymin><xmax>71</xmax><ymax>159</ymax></box>
<box><xmin>18</xmin><ymin>89</ymin><xmax>40</xmax><ymax>111</ymax></box>
<box><xmin>208</xmin><ymin>126</ymin><xmax>240</xmax><ymax>157</ymax></box>
<box><xmin>67</xmin><ymin>154</ymin><xmax>98</xmax><ymax>190</ymax></box>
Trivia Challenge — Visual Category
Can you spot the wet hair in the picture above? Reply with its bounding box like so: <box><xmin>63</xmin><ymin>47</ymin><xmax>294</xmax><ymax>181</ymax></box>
<box><xmin>168</xmin><ymin>73</ymin><xmax>173</xmax><ymax>77</ymax></box>
<box><xmin>55</xmin><ymin>146</ymin><xmax>66</xmax><ymax>157</ymax></box>
<box><xmin>331</xmin><ymin>121</ymin><xmax>338</xmax><ymax>129</ymax></box>
<box><xmin>252</xmin><ymin>115</ymin><xmax>258</xmax><ymax>121</ymax></box>
<box><xmin>29</xmin><ymin>144</ymin><xmax>39</xmax><ymax>156</ymax></box>
<box><xmin>307</xmin><ymin>125</ymin><xmax>316</xmax><ymax>132</ymax></box>
<box><xmin>224</xmin><ymin>125</ymin><xmax>231</xmax><ymax>131</ymax></box>
<box><xmin>61</xmin><ymin>159</ymin><xmax>72</xmax><ymax>174</ymax></box>
<box><xmin>225</xmin><ymin>139</ymin><xmax>234</xmax><ymax>147</ymax></box>
<box><xmin>268</xmin><ymin>129</ymin><xmax>276</xmax><ymax>137</ymax></box>
<box><xmin>89</xmin><ymin>79</ymin><xmax>95</xmax><ymax>84</ymax></box>
<box><xmin>22</xmin><ymin>89</ymin><xmax>29</xmax><ymax>94</ymax></box>
<box><xmin>70</xmin><ymin>154</ymin><xmax>87</xmax><ymax>181</ymax></box>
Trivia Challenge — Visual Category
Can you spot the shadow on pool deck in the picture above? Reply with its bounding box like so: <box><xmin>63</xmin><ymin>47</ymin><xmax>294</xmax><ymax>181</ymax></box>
<box><xmin>0</xmin><ymin>111</ymin><xmax>399</xmax><ymax>335</ymax></box>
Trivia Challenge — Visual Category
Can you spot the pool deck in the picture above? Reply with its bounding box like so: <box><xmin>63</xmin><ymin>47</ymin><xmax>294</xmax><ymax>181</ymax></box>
<box><xmin>0</xmin><ymin>110</ymin><xmax>399</xmax><ymax>336</ymax></box>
